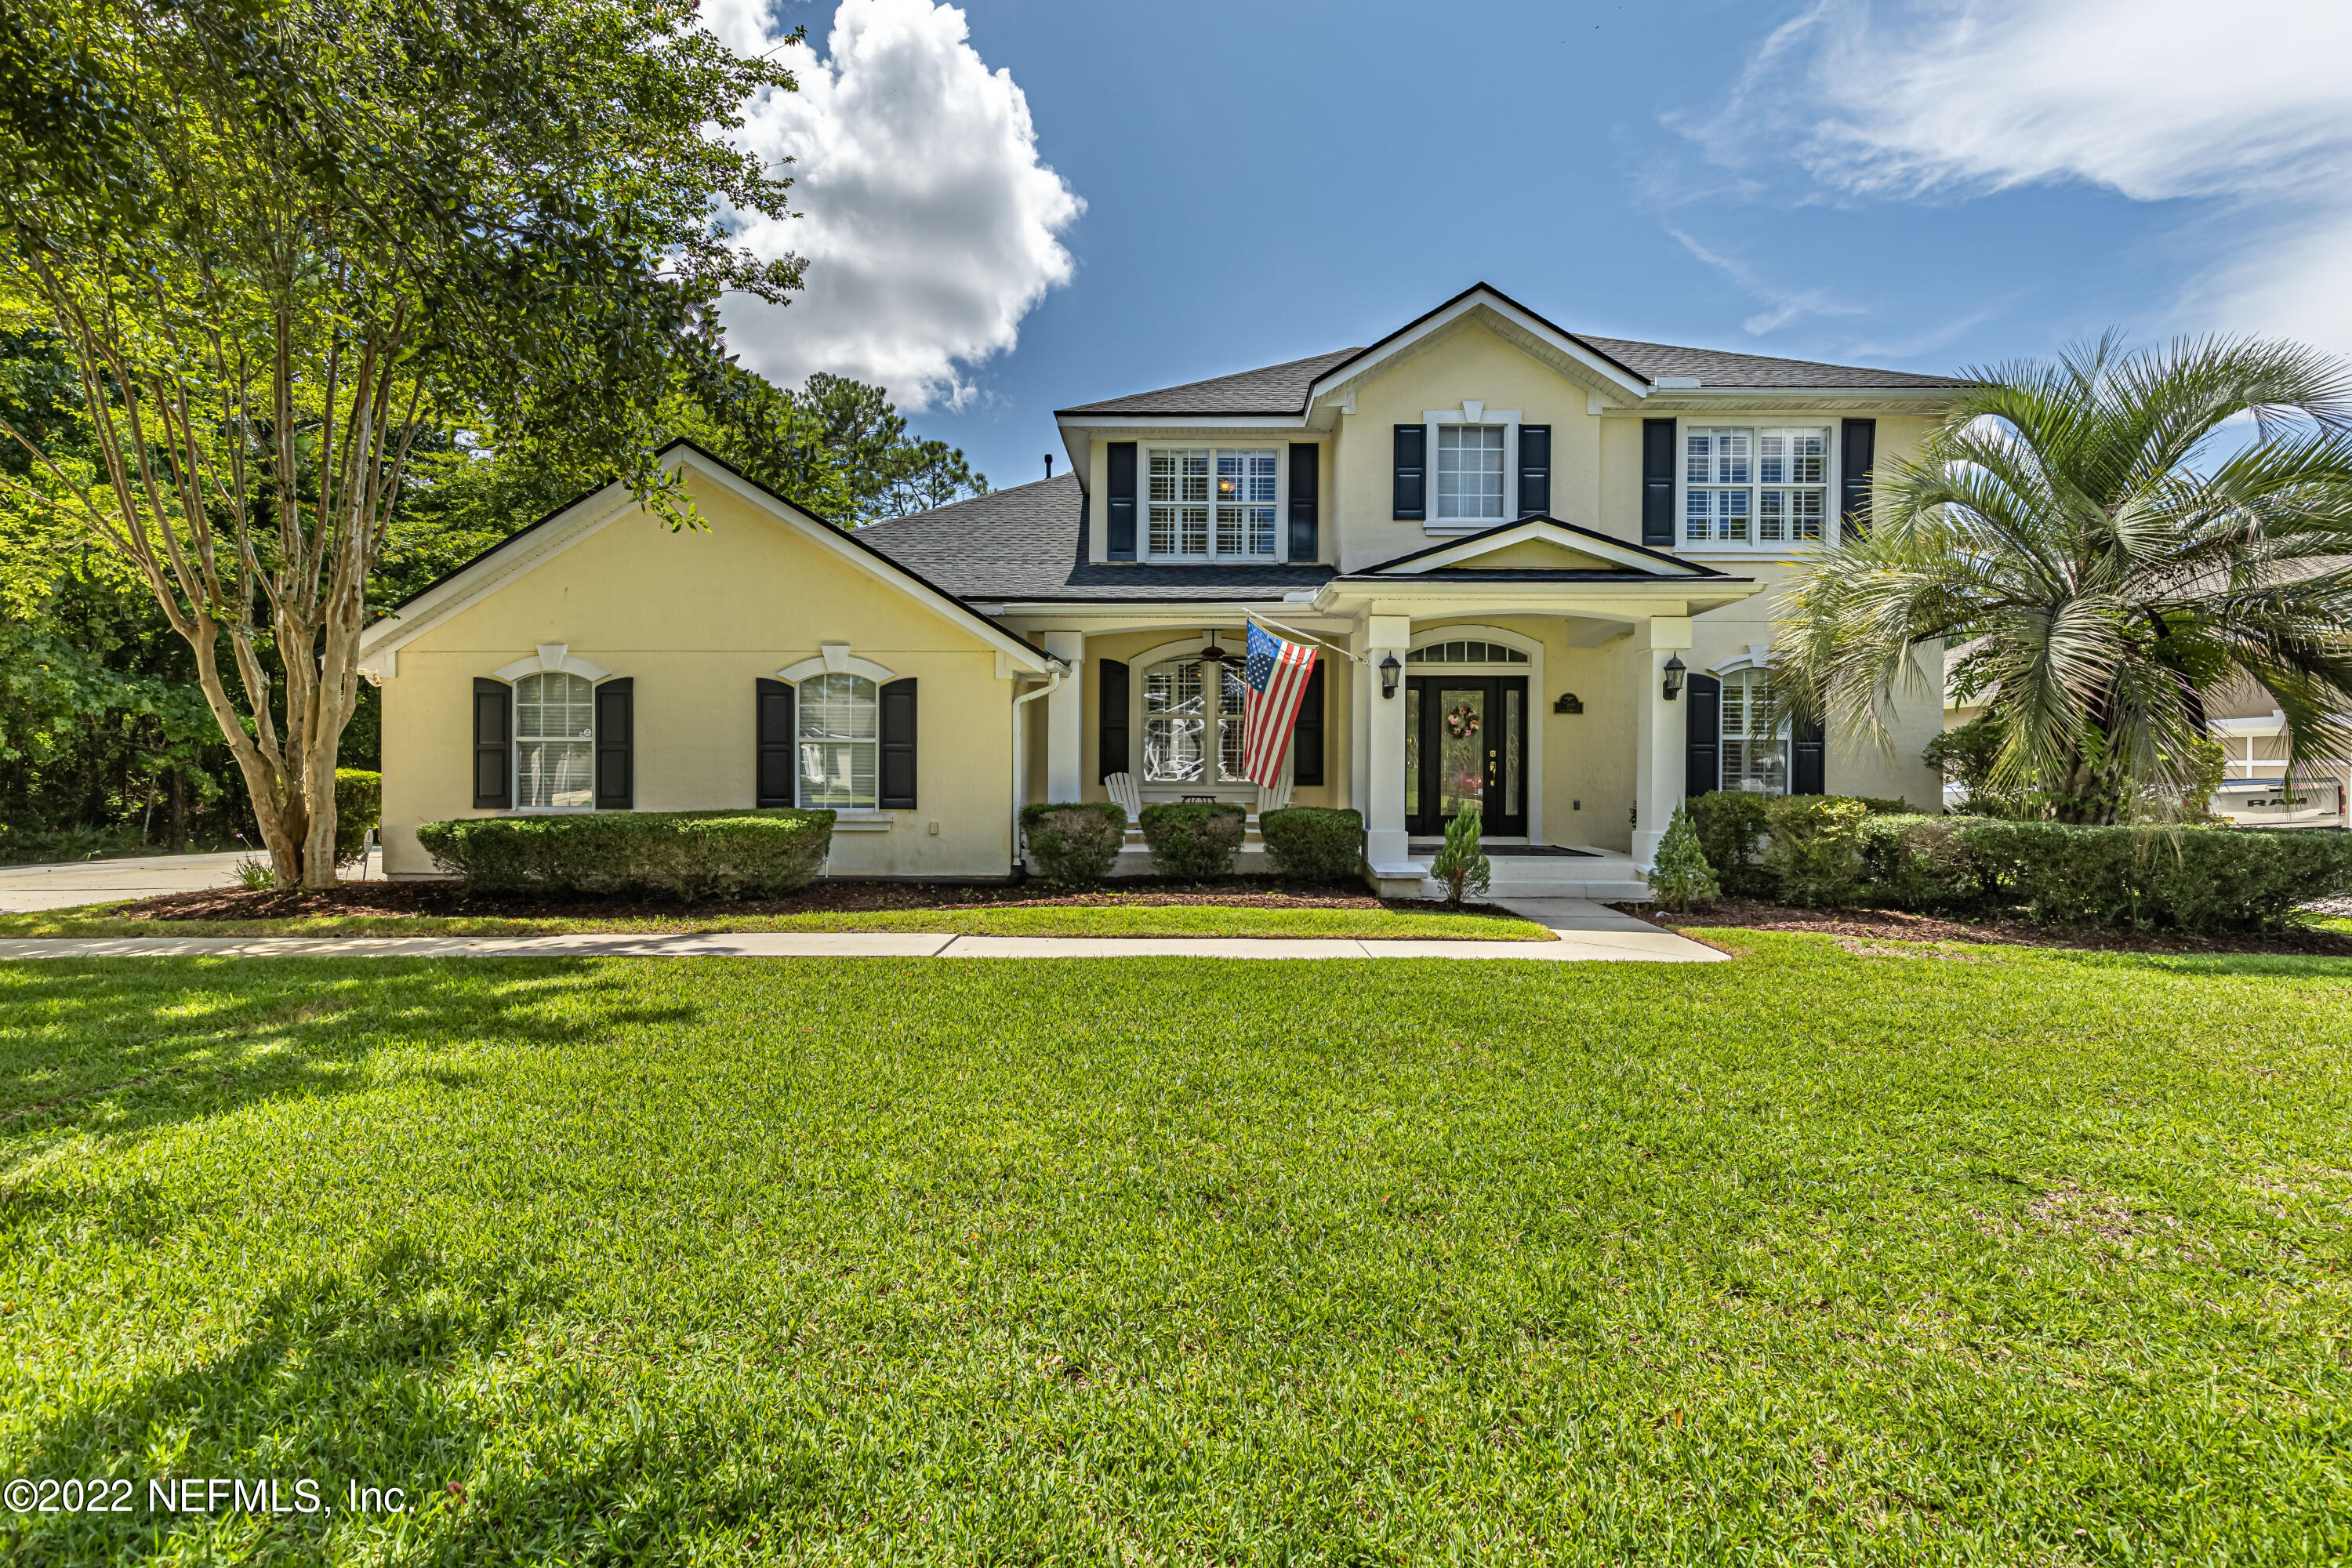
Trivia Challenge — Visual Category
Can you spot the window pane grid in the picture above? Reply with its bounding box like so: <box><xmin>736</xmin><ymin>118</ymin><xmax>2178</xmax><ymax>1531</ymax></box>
<box><xmin>1686</xmin><ymin>427</ymin><xmax>1828</xmax><ymax>548</ymax></box>
<box><xmin>1148</xmin><ymin>448</ymin><xmax>1277</xmax><ymax>559</ymax></box>
<box><xmin>514</xmin><ymin>671</ymin><xmax>594</xmax><ymax>809</ymax></box>
<box><xmin>1722</xmin><ymin>669</ymin><xmax>1788</xmax><ymax>795</ymax></box>
<box><xmin>797</xmin><ymin>672</ymin><xmax>878</xmax><ymax>809</ymax></box>
<box><xmin>1142</xmin><ymin>659</ymin><xmax>1207</xmax><ymax>782</ymax></box>
<box><xmin>1436</xmin><ymin>425</ymin><xmax>1504</xmax><ymax>521</ymax></box>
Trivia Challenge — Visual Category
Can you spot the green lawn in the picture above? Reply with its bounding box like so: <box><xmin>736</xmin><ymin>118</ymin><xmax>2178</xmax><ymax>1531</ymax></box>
<box><xmin>2</xmin><ymin>934</ymin><xmax>2347</xmax><ymax>1563</ymax></box>
<box><xmin>0</xmin><ymin>902</ymin><xmax>1553</xmax><ymax>942</ymax></box>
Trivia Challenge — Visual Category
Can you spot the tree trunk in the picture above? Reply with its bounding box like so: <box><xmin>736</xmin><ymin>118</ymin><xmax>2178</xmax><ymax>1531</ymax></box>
<box><xmin>168</xmin><ymin>768</ymin><xmax>186</xmax><ymax>855</ymax></box>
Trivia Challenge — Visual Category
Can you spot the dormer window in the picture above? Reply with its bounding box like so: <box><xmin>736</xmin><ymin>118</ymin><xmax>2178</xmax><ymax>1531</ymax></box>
<box><xmin>1435</xmin><ymin>426</ymin><xmax>1506</xmax><ymax>524</ymax></box>
<box><xmin>1147</xmin><ymin>447</ymin><xmax>1278</xmax><ymax>559</ymax></box>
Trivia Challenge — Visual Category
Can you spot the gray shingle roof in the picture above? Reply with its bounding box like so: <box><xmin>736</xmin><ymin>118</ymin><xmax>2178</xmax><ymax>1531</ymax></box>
<box><xmin>1056</xmin><ymin>350</ymin><xmax>1365</xmax><ymax>416</ymax></box>
<box><xmin>855</xmin><ymin>474</ymin><xmax>1336</xmax><ymax>603</ymax></box>
<box><xmin>1575</xmin><ymin>335</ymin><xmax>1962</xmax><ymax>390</ymax></box>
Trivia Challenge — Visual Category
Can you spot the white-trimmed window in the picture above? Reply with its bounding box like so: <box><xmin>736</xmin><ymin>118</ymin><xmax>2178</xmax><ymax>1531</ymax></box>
<box><xmin>1436</xmin><ymin>426</ymin><xmax>1506</xmax><ymax>523</ymax></box>
<box><xmin>797</xmin><ymin>672</ymin><xmax>878</xmax><ymax>808</ymax></box>
<box><xmin>514</xmin><ymin>671</ymin><xmax>595</xmax><ymax>809</ymax></box>
<box><xmin>1141</xmin><ymin>658</ymin><xmax>1249</xmax><ymax>784</ymax></box>
<box><xmin>1722</xmin><ymin>669</ymin><xmax>1788</xmax><ymax>794</ymax></box>
<box><xmin>1148</xmin><ymin>448</ymin><xmax>1277</xmax><ymax>559</ymax></box>
<box><xmin>1686</xmin><ymin>426</ymin><xmax>1831</xmax><ymax>547</ymax></box>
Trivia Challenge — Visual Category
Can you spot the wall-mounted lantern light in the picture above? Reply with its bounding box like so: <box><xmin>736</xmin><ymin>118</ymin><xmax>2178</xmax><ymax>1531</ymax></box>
<box><xmin>1662</xmin><ymin>652</ymin><xmax>1686</xmax><ymax>702</ymax></box>
<box><xmin>1379</xmin><ymin>652</ymin><xmax>1403</xmax><ymax>699</ymax></box>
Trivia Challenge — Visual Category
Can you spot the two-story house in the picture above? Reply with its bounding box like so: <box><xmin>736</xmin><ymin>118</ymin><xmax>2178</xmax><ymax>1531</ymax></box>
<box><xmin>361</xmin><ymin>284</ymin><xmax>1960</xmax><ymax>897</ymax></box>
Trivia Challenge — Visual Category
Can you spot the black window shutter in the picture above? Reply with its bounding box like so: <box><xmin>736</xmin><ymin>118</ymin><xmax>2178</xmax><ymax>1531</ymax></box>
<box><xmin>1792</xmin><ymin>714</ymin><xmax>1827</xmax><ymax>796</ymax></box>
<box><xmin>1517</xmin><ymin>425</ymin><xmax>1551</xmax><ymax>517</ymax></box>
<box><xmin>1096</xmin><ymin>658</ymin><xmax>1130</xmax><ymax>783</ymax></box>
<box><xmin>755</xmin><ymin>677</ymin><xmax>797</xmax><ymax>808</ymax></box>
<box><xmin>1642</xmin><ymin>418</ymin><xmax>1676</xmax><ymax>547</ymax></box>
<box><xmin>1838</xmin><ymin>418</ymin><xmax>1877</xmax><ymax>540</ymax></box>
<box><xmin>879</xmin><ymin>677</ymin><xmax>917</xmax><ymax>810</ymax></box>
<box><xmin>1392</xmin><ymin>425</ymin><xmax>1425</xmax><ymax>521</ymax></box>
<box><xmin>1290</xmin><ymin>660</ymin><xmax>1326</xmax><ymax>786</ymax></box>
<box><xmin>1684</xmin><ymin>673</ymin><xmax>1721</xmax><ymax>800</ymax></box>
<box><xmin>472</xmin><ymin>677</ymin><xmax>511</xmax><ymax>810</ymax></box>
<box><xmin>593</xmin><ymin>677</ymin><xmax>633</xmax><ymax>810</ymax></box>
<box><xmin>1105</xmin><ymin>442</ymin><xmax>1138</xmax><ymax>560</ymax></box>
<box><xmin>1287</xmin><ymin>444</ymin><xmax>1319</xmax><ymax>560</ymax></box>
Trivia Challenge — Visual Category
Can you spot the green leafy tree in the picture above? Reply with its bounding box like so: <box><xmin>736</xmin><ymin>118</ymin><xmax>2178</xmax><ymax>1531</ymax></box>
<box><xmin>0</xmin><ymin>0</ymin><xmax>804</xmax><ymax>885</ymax></box>
<box><xmin>1777</xmin><ymin>336</ymin><xmax>2352</xmax><ymax>824</ymax></box>
<box><xmin>1644</xmin><ymin>802</ymin><xmax>1720</xmax><ymax>911</ymax></box>
<box><xmin>797</xmin><ymin>372</ymin><xmax>989</xmax><ymax>523</ymax></box>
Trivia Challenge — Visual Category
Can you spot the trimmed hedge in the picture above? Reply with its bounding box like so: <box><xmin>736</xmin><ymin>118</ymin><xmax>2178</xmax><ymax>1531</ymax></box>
<box><xmin>1685</xmin><ymin>789</ymin><xmax>2352</xmax><ymax>931</ymax></box>
<box><xmin>1258</xmin><ymin>807</ymin><xmax>1364</xmax><ymax>883</ymax></box>
<box><xmin>1138</xmin><ymin>801</ymin><xmax>1246</xmax><ymax>881</ymax></box>
<box><xmin>1021</xmin><ymin>800</ymin><xmax>1130</xmax><ymax>888</ymax></box>
<box><xmin>334</xmin><ymin>769</ymin><xmax>380</xmax><ymax>867</ymax></box>
<box><xmin>416</xmin><ymin>810</ymin><xmax>834</xmax><ymax>900</ymax></box>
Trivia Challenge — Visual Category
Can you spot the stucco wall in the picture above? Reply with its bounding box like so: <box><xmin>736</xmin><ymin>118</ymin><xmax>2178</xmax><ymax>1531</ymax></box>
<box><xmin>377</xmin><ymin>470</ymin><xmax>1020</xmax><ymax>880</ymax></box>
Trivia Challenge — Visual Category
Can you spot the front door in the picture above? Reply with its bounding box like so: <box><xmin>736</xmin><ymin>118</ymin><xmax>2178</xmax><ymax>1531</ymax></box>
<box><xmin>1405</xmin><ymin>675</ymin><xmax>1529</xmax><ymax>837</ymax></box>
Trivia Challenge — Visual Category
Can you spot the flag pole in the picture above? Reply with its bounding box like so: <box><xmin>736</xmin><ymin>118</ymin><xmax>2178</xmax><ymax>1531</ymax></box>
<box><xmin>1242</xmin><ymin>612</ymin><xmax>1365</xmax><ymax>664</ymax></box>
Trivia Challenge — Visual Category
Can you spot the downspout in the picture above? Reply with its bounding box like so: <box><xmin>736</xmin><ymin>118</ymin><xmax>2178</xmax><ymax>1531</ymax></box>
<box><xmin>1010</xmin><ymin>668</ymin><xmax>1062</xmax><ymax>876</ymax></box>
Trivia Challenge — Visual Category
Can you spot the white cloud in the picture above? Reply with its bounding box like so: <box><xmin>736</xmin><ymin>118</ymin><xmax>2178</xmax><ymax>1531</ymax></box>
<box><xmin>1688</xmin><ymin>0</ymin><xmax>2352</xmax><ymax>350</ymax></box>
<box><xmin>706</xmin><ymin>0</ymin><xmax>1083</xmax><ymax>409</ymax></box>
<box><xmin>1664</xmin><ymin>226</ymin><xmax>1864</xmax><ymax>335</ymax></box>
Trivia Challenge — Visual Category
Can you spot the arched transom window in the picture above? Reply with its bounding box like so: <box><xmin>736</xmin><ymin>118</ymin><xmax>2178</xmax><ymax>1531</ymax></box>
<box><xmin>515</xmin><ymin>670</ymin><xmax>595</xmax><ymax>809</ymax></box>
<box><xmin>797</xmin><ymin>673</ymin><xmax>878</xmax><ymax>808</ymax></box>
<box><xmin>1406</xmin><ymin>639</ymin><xmax>1528</xmax><ymax>665</ymax></box>
<box><xmin>1142</xmin><ymin>658</ymin><xmax>1250</xmax><ymax>784</ymax></box>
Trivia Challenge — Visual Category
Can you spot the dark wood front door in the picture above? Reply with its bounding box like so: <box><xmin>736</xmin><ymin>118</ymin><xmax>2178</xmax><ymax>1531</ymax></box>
<box><xmin>1405</xmin><ymin>675</ymin><xmax>1529</xmax><ymax>837</ymax></box>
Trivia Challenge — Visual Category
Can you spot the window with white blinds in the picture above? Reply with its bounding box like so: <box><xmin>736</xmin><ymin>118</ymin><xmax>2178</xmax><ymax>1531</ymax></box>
<box><xmin>1685</xmin><ymin>426</ymin><xmax>1831</xmax><ymax>547</ymax></box>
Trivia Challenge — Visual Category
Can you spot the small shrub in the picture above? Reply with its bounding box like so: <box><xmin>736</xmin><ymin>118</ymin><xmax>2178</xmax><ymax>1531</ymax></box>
<box><xmin>234</xmin><ymin>857</ymin><xmax>277</xmax><ymax>891</ymax></box>
<box><xmin>1021</xmin><ymin>800</ymin><xmax>1129</xmax><ymax>888</ymax></box>
<box><xmin>1138</xmin><ymin>801</ymin><xmax>1246</xmax><ymax>881</ymax></box>
<box><xmin>1759</xmin><ymin>795</ymin><xmax>1874</xmax><ymax>907</ymax></box>
<box><xmin>416</xmin><ymin>810</ymin><xmax>834</xmax><ymax>900</ymax></box>
<box><xmin>1428</xmin><ymin>804</ymin><xmax>1490</xmax><ymax>907</ymax></box>
<box><xmin>1688</xmin><ymin>790</ymin><xmax>1772</xmax><ymax>896</ymax></box>
<box><xmin>1939</xmin><ymin>819</ymin><xmax>2352</xmax><ymax>932</ymax></box>
<box><xmin>334</xmin><ymin>769</ymin><xmax>381</xmax><ymax>866</ymax></box>
<box><xmin>1645</xmin><ymin>803</ymin><xmax>1719</xmax><ymax>911</ymax></box>
<box><xmin>1259</xmin><ymin>806</ymin><xmax>1363</xmax><ymax>882</ymax></box>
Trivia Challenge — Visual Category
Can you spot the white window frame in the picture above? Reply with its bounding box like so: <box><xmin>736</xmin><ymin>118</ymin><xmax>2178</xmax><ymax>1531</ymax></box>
<box><xmin>1141</xmin><ymin>445</ymin><xmax>1286</xmax><ymax>563</ymax></box>
<box><xmin>1716</xmin><ymin>663</ymin><xmax>1791</xmax><ymax>796</ymax></box>
<box><xmin>1421</xmin><ymin>406</ymin><xmax>1522</xmax><ymax>532</ymax></box>
<box><xmin>1124</xmin><ymin>637</ymin><xmax>1264</xmax><ymax>804</ymax></box>
<box><xmin>1676</xmin><ymin>419</ymin><xmax>1840</xmax><ymax>554</ymax></box>
<box><xmin>511</xmin><ymin>669</ymin><xmax>598</xmax><ymax>813</ymax></box>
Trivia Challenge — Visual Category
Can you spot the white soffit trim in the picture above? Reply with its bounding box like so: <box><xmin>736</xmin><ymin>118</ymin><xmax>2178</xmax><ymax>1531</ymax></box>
<box><xmin>1374</xmin><ymin>519</ymin><xmax>1711</xmax><ymax>576</ymax></box>
<box><xmin>1307</xmin><ymin>292</ymin><xmax>1652</xmax><ymax>408</ymax></box>
<box><xmin>777</xmin><ymin>652</ymin><xmax>898</xmax><ymax>684</ymax></box>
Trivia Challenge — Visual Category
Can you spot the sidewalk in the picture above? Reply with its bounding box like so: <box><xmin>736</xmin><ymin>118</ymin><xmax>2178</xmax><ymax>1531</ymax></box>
<box><xmin>0</xmin><ymin>899</ymin><xmax>1723</xmax><ymax>964</ymax></box>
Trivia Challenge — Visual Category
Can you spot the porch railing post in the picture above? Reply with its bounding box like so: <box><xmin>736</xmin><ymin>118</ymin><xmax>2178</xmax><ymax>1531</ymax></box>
<box><xmin>1363</xmin><ymin>612</ymin><xmax>1415</xmax><ymax>890</ymax></box>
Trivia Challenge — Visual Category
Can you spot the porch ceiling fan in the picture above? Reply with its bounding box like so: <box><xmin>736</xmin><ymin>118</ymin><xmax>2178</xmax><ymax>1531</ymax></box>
<box><xmin>1196</xmin><ymin>629</ymin><xmax>1241</xmax><ymax>667</ymax></box>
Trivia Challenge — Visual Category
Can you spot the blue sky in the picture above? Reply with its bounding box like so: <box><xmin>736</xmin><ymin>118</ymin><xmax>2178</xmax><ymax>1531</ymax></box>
<box><xmin>719</xmin><ymin>0</ymin><xmax>2352</xmax><ymax>493</ymax></box>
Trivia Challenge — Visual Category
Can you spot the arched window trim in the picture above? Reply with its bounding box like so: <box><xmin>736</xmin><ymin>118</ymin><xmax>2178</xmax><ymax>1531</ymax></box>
<box><xmin>495</xmin><ymin>643</ymin><xmax>610</xmax><ymax>683</ymax></box>
<box><xmin>792</xmin><ymin>670</ymin><xmax>882</xmax><ymax>810</ymax></box>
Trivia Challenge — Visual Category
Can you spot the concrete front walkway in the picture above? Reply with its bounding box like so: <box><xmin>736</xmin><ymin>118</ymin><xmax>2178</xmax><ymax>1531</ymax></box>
<box><xmin>0</xmin><ymin>899</ymin><xmax>1722</xmax><ymax>964</ymax></box>
<box><xmin>0</xmin><ymin>849</ymin><xmax>390</xmax><ymax>912</ymax></box>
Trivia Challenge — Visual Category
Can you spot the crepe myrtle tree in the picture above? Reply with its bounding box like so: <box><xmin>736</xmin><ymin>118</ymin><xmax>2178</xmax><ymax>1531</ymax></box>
<box><xmin>0</xmin><ymin>0</ymin><xmax>804</xmax><ymax>886</ymax></box>
<box><xmin>1775</xmin><ymin>336</ymin><xmax>2352</xmax><ymax>823</ymax></box>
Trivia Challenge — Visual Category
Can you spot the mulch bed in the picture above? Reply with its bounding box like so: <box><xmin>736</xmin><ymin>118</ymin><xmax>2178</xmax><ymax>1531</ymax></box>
<box><xmin>98</xmin><ymin>878</ymin><xmax>1530</xmax><ymax>925</ymax></box>
<box><xmin>1610</xmin><ymin>897</ymin><xmax>2352</xmax><ymax>958</ymax></box>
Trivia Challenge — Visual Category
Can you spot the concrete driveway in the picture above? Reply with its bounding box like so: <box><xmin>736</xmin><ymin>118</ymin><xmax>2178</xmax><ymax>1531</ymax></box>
<box><xmin>0</xmin><ymin>849</ymin><xmax>386</xmax><ymax>912</ymax></box>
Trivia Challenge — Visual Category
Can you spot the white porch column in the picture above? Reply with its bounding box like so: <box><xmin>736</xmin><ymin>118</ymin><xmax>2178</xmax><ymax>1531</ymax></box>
<box><xmin>1632</xmin><ymin>615</ymin><xmax>1693</xmax><ymax>867</ymax></box>
<box><xmin>1362</xmin><ymin>612</ymin><xmax>1415</xmax><ymax>887</ymax></box>
<box><xmin>1042</xmin><ymin>630</ymin><xmax>1085</xmax><ymax>803</ymax></box>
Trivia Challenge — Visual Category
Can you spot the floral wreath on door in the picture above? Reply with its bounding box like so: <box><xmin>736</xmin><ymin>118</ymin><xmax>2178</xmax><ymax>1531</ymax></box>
<box><xmin>1444</xmin><ymin>703</ymin><xmax>1481</xmax><ymax>739</ymax></box>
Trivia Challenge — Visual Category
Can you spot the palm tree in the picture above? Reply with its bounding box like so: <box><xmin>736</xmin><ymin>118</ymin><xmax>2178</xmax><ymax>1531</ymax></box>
<box><xmin>1775</xmin><ymin>335</ymin><xmax>2352</xmax><ymax>822</ymax></box>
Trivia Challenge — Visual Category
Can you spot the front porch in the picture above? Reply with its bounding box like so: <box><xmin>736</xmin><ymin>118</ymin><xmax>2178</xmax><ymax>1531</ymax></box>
<box><xmin>1007</xmin><ymin>517</ymin><xmax>1766</xmax><ymax>898</ymax></box>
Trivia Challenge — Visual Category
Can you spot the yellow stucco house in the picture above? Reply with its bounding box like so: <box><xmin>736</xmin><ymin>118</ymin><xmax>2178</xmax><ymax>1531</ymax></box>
<box><xmin>359</xmin><ymin>283</ymin><xmax>1962</xmax><ymax>898</ymax></box>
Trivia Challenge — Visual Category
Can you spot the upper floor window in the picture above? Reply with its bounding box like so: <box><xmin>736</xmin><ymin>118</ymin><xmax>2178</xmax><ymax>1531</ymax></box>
<box><xmin>797</xmin><ymin>672</ymin><xmax>877</xmax><ymax>808</ymax></box>
<box><xmin>1435</xmin><ymin>425</ymin><xmax>1505</xmax><ymax>523</ymax></box>
<box><xmin>1148</xmin><ymin>448</ymin><xmax>1277</xmax><ymax>559</ymax></box>
<box><xmin>1686</xmin><ymin>426</ymin><xmax>1830</xmax><ymax>547</ymax></box>
<box><xmin>1141</xmin><ymin>658</ymin><xmax>1249</xmax><ymax>784</ymax></box>
<box><xmin>514</xmin><ymin>671</ymin><xmax>594</xmax><ymax>809</ymax></box>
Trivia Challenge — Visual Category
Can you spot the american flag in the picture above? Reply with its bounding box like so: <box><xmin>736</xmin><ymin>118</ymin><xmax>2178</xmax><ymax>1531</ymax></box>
<box><xmin>1241</xmin><ymin>622</ymin><xmax>1318</xmax><ymax>787</ymax></box>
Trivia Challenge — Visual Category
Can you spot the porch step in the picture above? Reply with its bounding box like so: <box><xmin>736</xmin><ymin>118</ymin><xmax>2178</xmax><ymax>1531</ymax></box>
<box><xmin>1404</xmin><ymin>849</ymin><xmax>1650</xmax><ymax>903</ymax></box>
